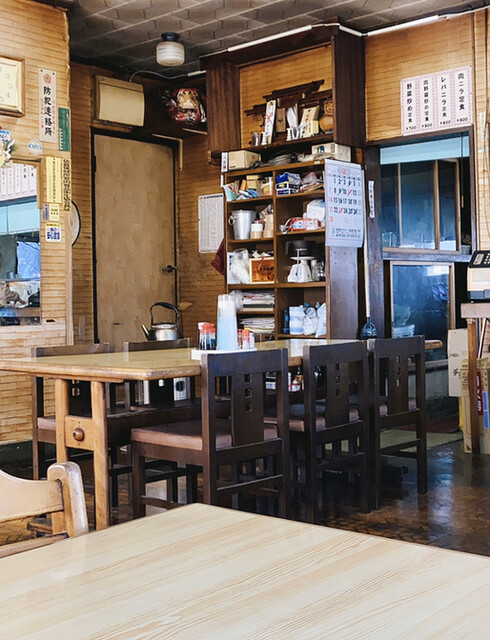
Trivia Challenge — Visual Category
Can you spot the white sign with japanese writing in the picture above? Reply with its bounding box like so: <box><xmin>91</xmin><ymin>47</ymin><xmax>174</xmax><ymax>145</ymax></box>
<box><xmin>198</xmin><ymin>193</ymin><xmax>224</xmax><ymax>253</ymax></box>
<box><xmin>325</xmin><ymin>159</ymin><xmax>364</xmax><ymax>248</ymax></box>
<box><xmin>39</xmin><ymin>69</ymin><xmax>57</xmax><ymax>143</ymax></box>
<box><xmin>401</xmin><ymin>66</ymin><xmax>472</xmax><ymax>135</ymax></box>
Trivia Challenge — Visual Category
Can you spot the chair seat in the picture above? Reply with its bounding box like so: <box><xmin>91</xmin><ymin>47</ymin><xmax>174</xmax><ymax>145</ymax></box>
<box><xmin>379</xmin><ymin>397</ymin><xmax>417</xmax><ymax>416</ymax></box>
<box><xmin>132</xmin><ymin>420</ymin><xmax>279</xmax><ymax>452</ymax></box>
<box><xmin>265</xmin><ymin>404</ymin><xmax>359</xmax><ymax>432</ymax></box>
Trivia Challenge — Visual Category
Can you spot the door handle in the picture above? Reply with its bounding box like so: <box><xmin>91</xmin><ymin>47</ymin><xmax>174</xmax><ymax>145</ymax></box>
<box><xmin>162</xmin><ymin>265</ymin><xmax>178</xmax><ymax>273</ymax></box>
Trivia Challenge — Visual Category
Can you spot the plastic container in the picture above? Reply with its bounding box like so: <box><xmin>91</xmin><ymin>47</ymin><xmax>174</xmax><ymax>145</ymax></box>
<box><xmin>289</xmin><ymin>306</ymin><xmax>304</xmax><ymax>335</ymax></box>
<box><xmin>217</xmin><ymin>294</ymin><xmax>238</xmax><ymax>350</ymax></box>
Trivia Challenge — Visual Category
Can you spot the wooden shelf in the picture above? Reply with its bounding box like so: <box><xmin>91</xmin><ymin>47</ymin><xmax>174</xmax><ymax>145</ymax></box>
<box><xmin>224</xmin><ymin>159</ymin><xmax>327</xmax><ymax>179</ymax></box>
<box><xmin>237</xmin><ymin>309</ymin><xmax>274</xmax><ymax>315</ymax></box>
<box><xmin>227</xmin><ymin>283</ymin><xmax>275</xmax><ymax>289</ymax></box>
<box><xmin>276</xmin><ymin>229</ymin><xmax>325</xmax><ymax>238</ymax></box>
<box><xmin>228</xmin><ymin>238</ymin><xmax>273</xmax><ymax>245</ymax></box>
<box><xmin>276</xmin><ymin>190</ymin><xmax>324</xmax><ymax>200</ymax></box>
<box><xmin>246</xmin><ymin>133</ymin><xmax>334</xmax><ymax>154</ymax></box>
<box><xmin>226</xmin><ymin>197</ymin><xmax>272</xmax><ymax>206</ymax></box>
<box><xmin>276</xmin><ymin>282</ymin><xmax>325</xmax><ymax>289</ymax></box>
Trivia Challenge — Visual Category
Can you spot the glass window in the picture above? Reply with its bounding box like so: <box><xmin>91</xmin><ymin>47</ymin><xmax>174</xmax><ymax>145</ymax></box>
<box><xmin>392</xmin><ymin>263</ymin><xmax>451</xmax><ymax>361</ymax></box>
<box><xmin>400</xmin><ymin>161</ymin><xmax>435</xmax><ymax>249</ymax></box>
<box><xmin>438</xmin><ymin>160</ymin><xmax>457</xmax><ymax>251</ymax></box>
<box><xmin>0</xmin><ymin>163</ymin><xmax>40</xmax><ymax>325</ymax></box>
<box><xmin>380</xmin><ymin>133</ymin><xmax>469</xmax><ymax>252</ymax></box>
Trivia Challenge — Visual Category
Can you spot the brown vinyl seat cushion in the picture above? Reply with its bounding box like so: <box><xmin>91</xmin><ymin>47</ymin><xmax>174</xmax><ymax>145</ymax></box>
<box><xmin>132</xmin><ymin>420</ymin><xmax>279</xmax><ymax>452</ymax></box>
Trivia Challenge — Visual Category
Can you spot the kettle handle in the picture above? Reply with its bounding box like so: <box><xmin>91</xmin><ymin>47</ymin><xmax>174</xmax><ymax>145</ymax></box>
<box><xmin>150</xmin><ymin>302</ymin><xmax>182</xmax><ymax>337</ymax></box>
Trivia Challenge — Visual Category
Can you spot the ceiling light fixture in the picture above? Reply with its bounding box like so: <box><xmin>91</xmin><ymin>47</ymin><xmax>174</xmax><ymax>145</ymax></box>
<box><xmin>156</xmin><ymin>32</ymin><xmax>185</xmax><ymax>66</ymax></box>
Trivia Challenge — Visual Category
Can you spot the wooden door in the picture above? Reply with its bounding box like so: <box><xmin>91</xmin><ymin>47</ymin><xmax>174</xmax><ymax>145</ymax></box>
<box><xmin>94</xmin><ymin>135</ymin><xmax>175</xmax><ymax>349</ymax></box>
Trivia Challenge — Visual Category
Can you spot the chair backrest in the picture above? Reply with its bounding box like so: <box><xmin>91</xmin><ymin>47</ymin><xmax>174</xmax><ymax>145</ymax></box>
<box><xmin>122</xmin><ymin>338</ymin><xmax>191</xmax><ymax>352</ymax></box>
<box><xmin>369</xmin><ymin>336</ymin><xmax>426</xmax><ymax>416</ymax></box>
<box><xmin>0</xmin><ymin>461</ymin><xmax>88</xmax><ymax>558</ymax></box>
<box><xmin>31</xmin><ymin>343</ymin><xmax>111</xmax><ymax>415</ymax></box>
<box><xmin>201</xmin><ymin>349</ymin><xmax>289</xmax><ymax>450</ymax></box>
<box><xmin>303</xmin><ymin>341</ymin><xmax>369</xmax><ymax>430</ymax></box>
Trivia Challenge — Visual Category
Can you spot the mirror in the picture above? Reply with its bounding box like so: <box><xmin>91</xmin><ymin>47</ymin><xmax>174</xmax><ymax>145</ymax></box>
<box><xmin>0</xmin><ymin>160</ymin><xmax>40</xmax><ymax>325</ymax></box>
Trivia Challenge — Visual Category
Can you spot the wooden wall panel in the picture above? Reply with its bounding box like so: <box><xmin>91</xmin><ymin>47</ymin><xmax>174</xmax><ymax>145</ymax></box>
<box><xmin>365</xmin><ymin>16</ymin><xmax>473</xmax><ymax>141</ymax></box>
<box><xmin>0</xmin><ymin>0</ymin><xmax>70</xmax><ymax>443</ymax></box>
<box><xmin>240</xmin><ymin>47</ymin><xmax>332</xmax><ymax>147</ymax></box>
<box><xmin>176</xmin><ymin>136</ymin><xmax>224</xmax><ymax>339</ymax></box>
<box><xmin>473</xmin><ymin>11</ymin><xmax>490</xmax><ymax>251</ymax></box>
<box><xmin>70</xmin><ymin>63</ymin><xmax>96</xmax><ymax>344</ymax></box>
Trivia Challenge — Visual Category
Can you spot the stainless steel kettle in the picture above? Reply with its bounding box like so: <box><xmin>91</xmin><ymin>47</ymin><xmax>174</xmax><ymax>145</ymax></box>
<box><xmin>141</xmin><ymin>302</ymin><xmax>182</xmax><ymax>341</ymax></box>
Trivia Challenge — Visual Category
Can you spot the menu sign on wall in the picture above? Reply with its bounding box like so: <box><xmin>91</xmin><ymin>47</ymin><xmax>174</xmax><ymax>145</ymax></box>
<box><xmin>39</xmin><ymin>69</ymin><xmax>57</xmax><ymax>143</ymax></box>
<box><xmin>325</xmin><ymin>159</ymin><xmax>364</xmax><ymax>248</ymax></box>
<box><xmin>401</xmin><ymin>66</ymin><xmax>472</xmax><ymax>135</ymax></box>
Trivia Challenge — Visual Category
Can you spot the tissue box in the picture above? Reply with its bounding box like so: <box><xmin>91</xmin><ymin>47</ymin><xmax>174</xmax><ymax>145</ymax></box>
<box><xmin>228</xmin><ymin>150</ymin><xmax>261</xmax><ymax>170</ymax></box>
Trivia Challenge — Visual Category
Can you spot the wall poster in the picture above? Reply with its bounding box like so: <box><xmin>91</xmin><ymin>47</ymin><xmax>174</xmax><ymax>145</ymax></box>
<box><xmin>198</xmin><ymin>193</ymin><xmax>224</xmax><ymax>253</ymax></box>
<box><xmin>325</xmin><ymin>159</ymin><xmax>364</xmax><ymax>248</ymax></box>
<box><xmin>401</xmin><ymin>66</ymin><xmax>472</xmax><ymax>135</ymax></box>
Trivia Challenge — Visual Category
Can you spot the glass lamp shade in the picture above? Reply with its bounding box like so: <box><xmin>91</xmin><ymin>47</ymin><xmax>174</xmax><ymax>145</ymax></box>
<box><xmin>156</xmin><ymin>33</ymin><xmax>185</xmax><ymax>66</ymax></box>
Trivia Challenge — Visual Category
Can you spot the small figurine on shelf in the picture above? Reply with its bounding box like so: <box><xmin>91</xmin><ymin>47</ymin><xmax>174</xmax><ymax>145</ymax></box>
<box><xmin>318</xmin><ymin>98</ymin><xmax>334</xmax><ymax>133</ymax></box>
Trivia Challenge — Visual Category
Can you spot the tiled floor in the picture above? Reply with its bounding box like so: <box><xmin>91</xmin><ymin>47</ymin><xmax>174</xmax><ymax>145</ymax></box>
<box><xmin>2</xmin><ymin>437</ymin><xmax>490</xmax><ymax>557</ymax></box>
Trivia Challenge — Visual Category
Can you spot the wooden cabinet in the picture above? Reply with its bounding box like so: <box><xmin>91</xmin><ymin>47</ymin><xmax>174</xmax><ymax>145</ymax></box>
<box><xmin>224</xmin><ymin>158</ymin><xmax>358</xmax><ymax>339</ymax></box>
<box><xmin>202</xmin><ymin>25</ymin><xmax>365</xmax><ymax>159</ymax></box>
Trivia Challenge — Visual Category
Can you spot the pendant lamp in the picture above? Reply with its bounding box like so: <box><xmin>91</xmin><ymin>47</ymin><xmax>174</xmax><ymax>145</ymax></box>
<box><xmin>156</xmin><ymin>32</ymin><xmax>185</xmax><ymax>66</ymax></box>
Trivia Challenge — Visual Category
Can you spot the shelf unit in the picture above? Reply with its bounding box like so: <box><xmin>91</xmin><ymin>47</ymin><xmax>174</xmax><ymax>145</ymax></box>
<box><xmin>224</xmin><ymin>159</ymin><xmax>358</xmax><ymax>339</ymax></box>
<box><xmin>208</xmin><ymin>24</ymin><xmax>364</xmax><ymax>339</ymax></box>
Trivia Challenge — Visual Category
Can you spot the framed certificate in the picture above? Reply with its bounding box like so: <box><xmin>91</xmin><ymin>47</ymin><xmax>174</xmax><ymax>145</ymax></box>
<box><xmin>0</xmin><ymin>56</ymin><xmax>24</xmax><ymax>116</ymax></box>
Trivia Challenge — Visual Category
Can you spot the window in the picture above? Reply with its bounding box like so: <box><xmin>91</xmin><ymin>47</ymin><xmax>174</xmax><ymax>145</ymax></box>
<box><xmin>391</xmin><ymin>262</ymin><xmax>452</xmax><ymax>361</ymax></box>
<box><xmin>380</xmin><ymin>134</ymin><xmax>470</xmax><ymax>252</ymax></box>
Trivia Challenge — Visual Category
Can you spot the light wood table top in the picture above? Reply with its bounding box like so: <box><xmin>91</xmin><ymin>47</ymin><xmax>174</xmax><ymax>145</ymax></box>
<box><xmin>1</xmin><ymin>503</ymin><xmax>490</xmax><ymax>639</ymax></box>
<box><xmin>0</xmin><ymin>338</ymin><xmax>353</xmax><ymax>382</ymax></box>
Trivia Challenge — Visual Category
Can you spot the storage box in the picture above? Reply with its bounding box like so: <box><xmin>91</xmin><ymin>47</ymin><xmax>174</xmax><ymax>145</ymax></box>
<box><xmin>228</xmin><ymin>150</ymin><xmax>261</xmax><ymax>170</ymax></box>
<box><xmin>311</xmin><ymin>142</ymin><xmax>351</xmax><ymax>162</ymax></box>
<box><xmin>460</xmin><ymin>358</ymin><xmax>490</xmax><ymax>453</ymax></box>
<box><xmin>249</xmin><ymin>257</ymin><xmax>274</xmax><ymax>283</ymax></box>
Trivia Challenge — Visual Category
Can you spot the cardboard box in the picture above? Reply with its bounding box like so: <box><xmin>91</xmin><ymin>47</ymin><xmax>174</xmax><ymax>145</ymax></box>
<box><xmin>249</xmin><ymin>257</ymin><xmax>274</xmax><ymax>283</ymax></box>
<box><xmin>460</xmin><ymin>357</ymin><xmax>490</xmax><ymax>453</ymax></box>
<box><xmin>311</xmin><ymin>142</ymin><xmax>351</xmax><ymax>162</ymax></box>
<box><xmin>228</xmin><ymin>150</ymin><xmax>261</xmax><ymax>170</ymax></box>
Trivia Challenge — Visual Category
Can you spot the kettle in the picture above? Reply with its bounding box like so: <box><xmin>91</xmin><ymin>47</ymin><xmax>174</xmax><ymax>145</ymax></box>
<box><xmin>141</xmin><ymin>302</ymin><xmax>182</xmax><ymax>341</ymax></box>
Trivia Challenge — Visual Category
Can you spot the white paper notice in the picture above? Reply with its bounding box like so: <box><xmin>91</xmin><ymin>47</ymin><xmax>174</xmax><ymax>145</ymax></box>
<box><xmin>198</xmin><ymin>193</ymin><xmax>224</xmax><ymax>253</ymax></box>
<box><xmin>401</xmin><ymin>66</ymin><xmax>472</xmax><ymax>135</ymax></box>
<box><xmin>39</xmin><ymin>69</ymin><xmax>57</xmax><ymax>143</ymax></box>
<box><xmin>325</xmin><ymin>159</ymin><xmax>364</xmax><ymax>248</ymax></box>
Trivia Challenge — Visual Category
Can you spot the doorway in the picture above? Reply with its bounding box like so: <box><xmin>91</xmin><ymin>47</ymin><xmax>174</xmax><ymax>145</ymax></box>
<box><xmin>93</xmin><ymin>134</ymin><xmax>176</xmax><ymax>348</ymax></box>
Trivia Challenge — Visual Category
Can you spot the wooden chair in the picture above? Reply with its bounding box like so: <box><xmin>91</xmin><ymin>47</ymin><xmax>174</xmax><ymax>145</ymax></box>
<box><xmin>288</xmin><ymin>341</ymin><xmax>370</xmax><ymax>523</ymax></box>
<box><xmin>131</xmin><ymin>348</ymin><xmax>290</xmax><ymax>518</ymax></box>
<box><xmin>32</xmin><ymin>343</ymin><xmax>112</xmax><ymax>481</ymax></box>
<box><xmin>368</xmin><ymin>336</ymin><xmax>427</xmax><ymax>509</ymax></box>
<box><xmin>0</xmin><ymin>461</ymin><xmax>88</xmax><ymax>558</ymax></box>
<box><xmin>123</xmin><ymin>338</ymin><xmax>200</xmax><ymax>501</ymax></box>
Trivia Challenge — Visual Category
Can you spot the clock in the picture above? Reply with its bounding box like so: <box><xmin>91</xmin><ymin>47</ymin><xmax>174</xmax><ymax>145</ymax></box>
<box><xmin>0</xmin><ymin>56</ymin><xmax>24</xmax><ymax>117</ymax></box>
<box><xmin>69</xmin><ymin>201</ymin><xmax>81</xmax><ymax>245</ymax></box>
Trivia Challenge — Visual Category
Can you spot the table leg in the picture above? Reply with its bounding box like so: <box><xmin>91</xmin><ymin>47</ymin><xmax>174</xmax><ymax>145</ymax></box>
<box><xmin>55</xmin><ymin>378</ymin><xmax>69</xmax><ymax>463</ymax></box>
<box><xmin>91</xmin><ymin>380</ymin><xmax>110</xmax><ymax>530</ymax></box>
<box><xmin>467</xmin><ymin>318</ymin><xmax>481</xmax><ymax>455</ymax></box>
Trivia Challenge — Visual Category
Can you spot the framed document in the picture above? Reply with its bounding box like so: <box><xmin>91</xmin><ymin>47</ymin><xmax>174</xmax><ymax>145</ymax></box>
<box><xmin>0</xmin><ymin>56</ymin><xmax>24</xmax><ymax>116</ymax></box>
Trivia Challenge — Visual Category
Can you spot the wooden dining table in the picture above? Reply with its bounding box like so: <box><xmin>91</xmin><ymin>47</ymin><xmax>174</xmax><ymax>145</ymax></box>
<box><xmin>0</xmin><ymin>338</ymin><xmax>347</xmax><ymax>529</ymax></box>
<box><xmin>0</xmin><ymin>336</ymin><xmax>440</xmax><ymax>529</ymax></box>
<box><xmin>1</xmin><ymin>502</ymin><xmax>489</xmax><ymax>638</ymax></box>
